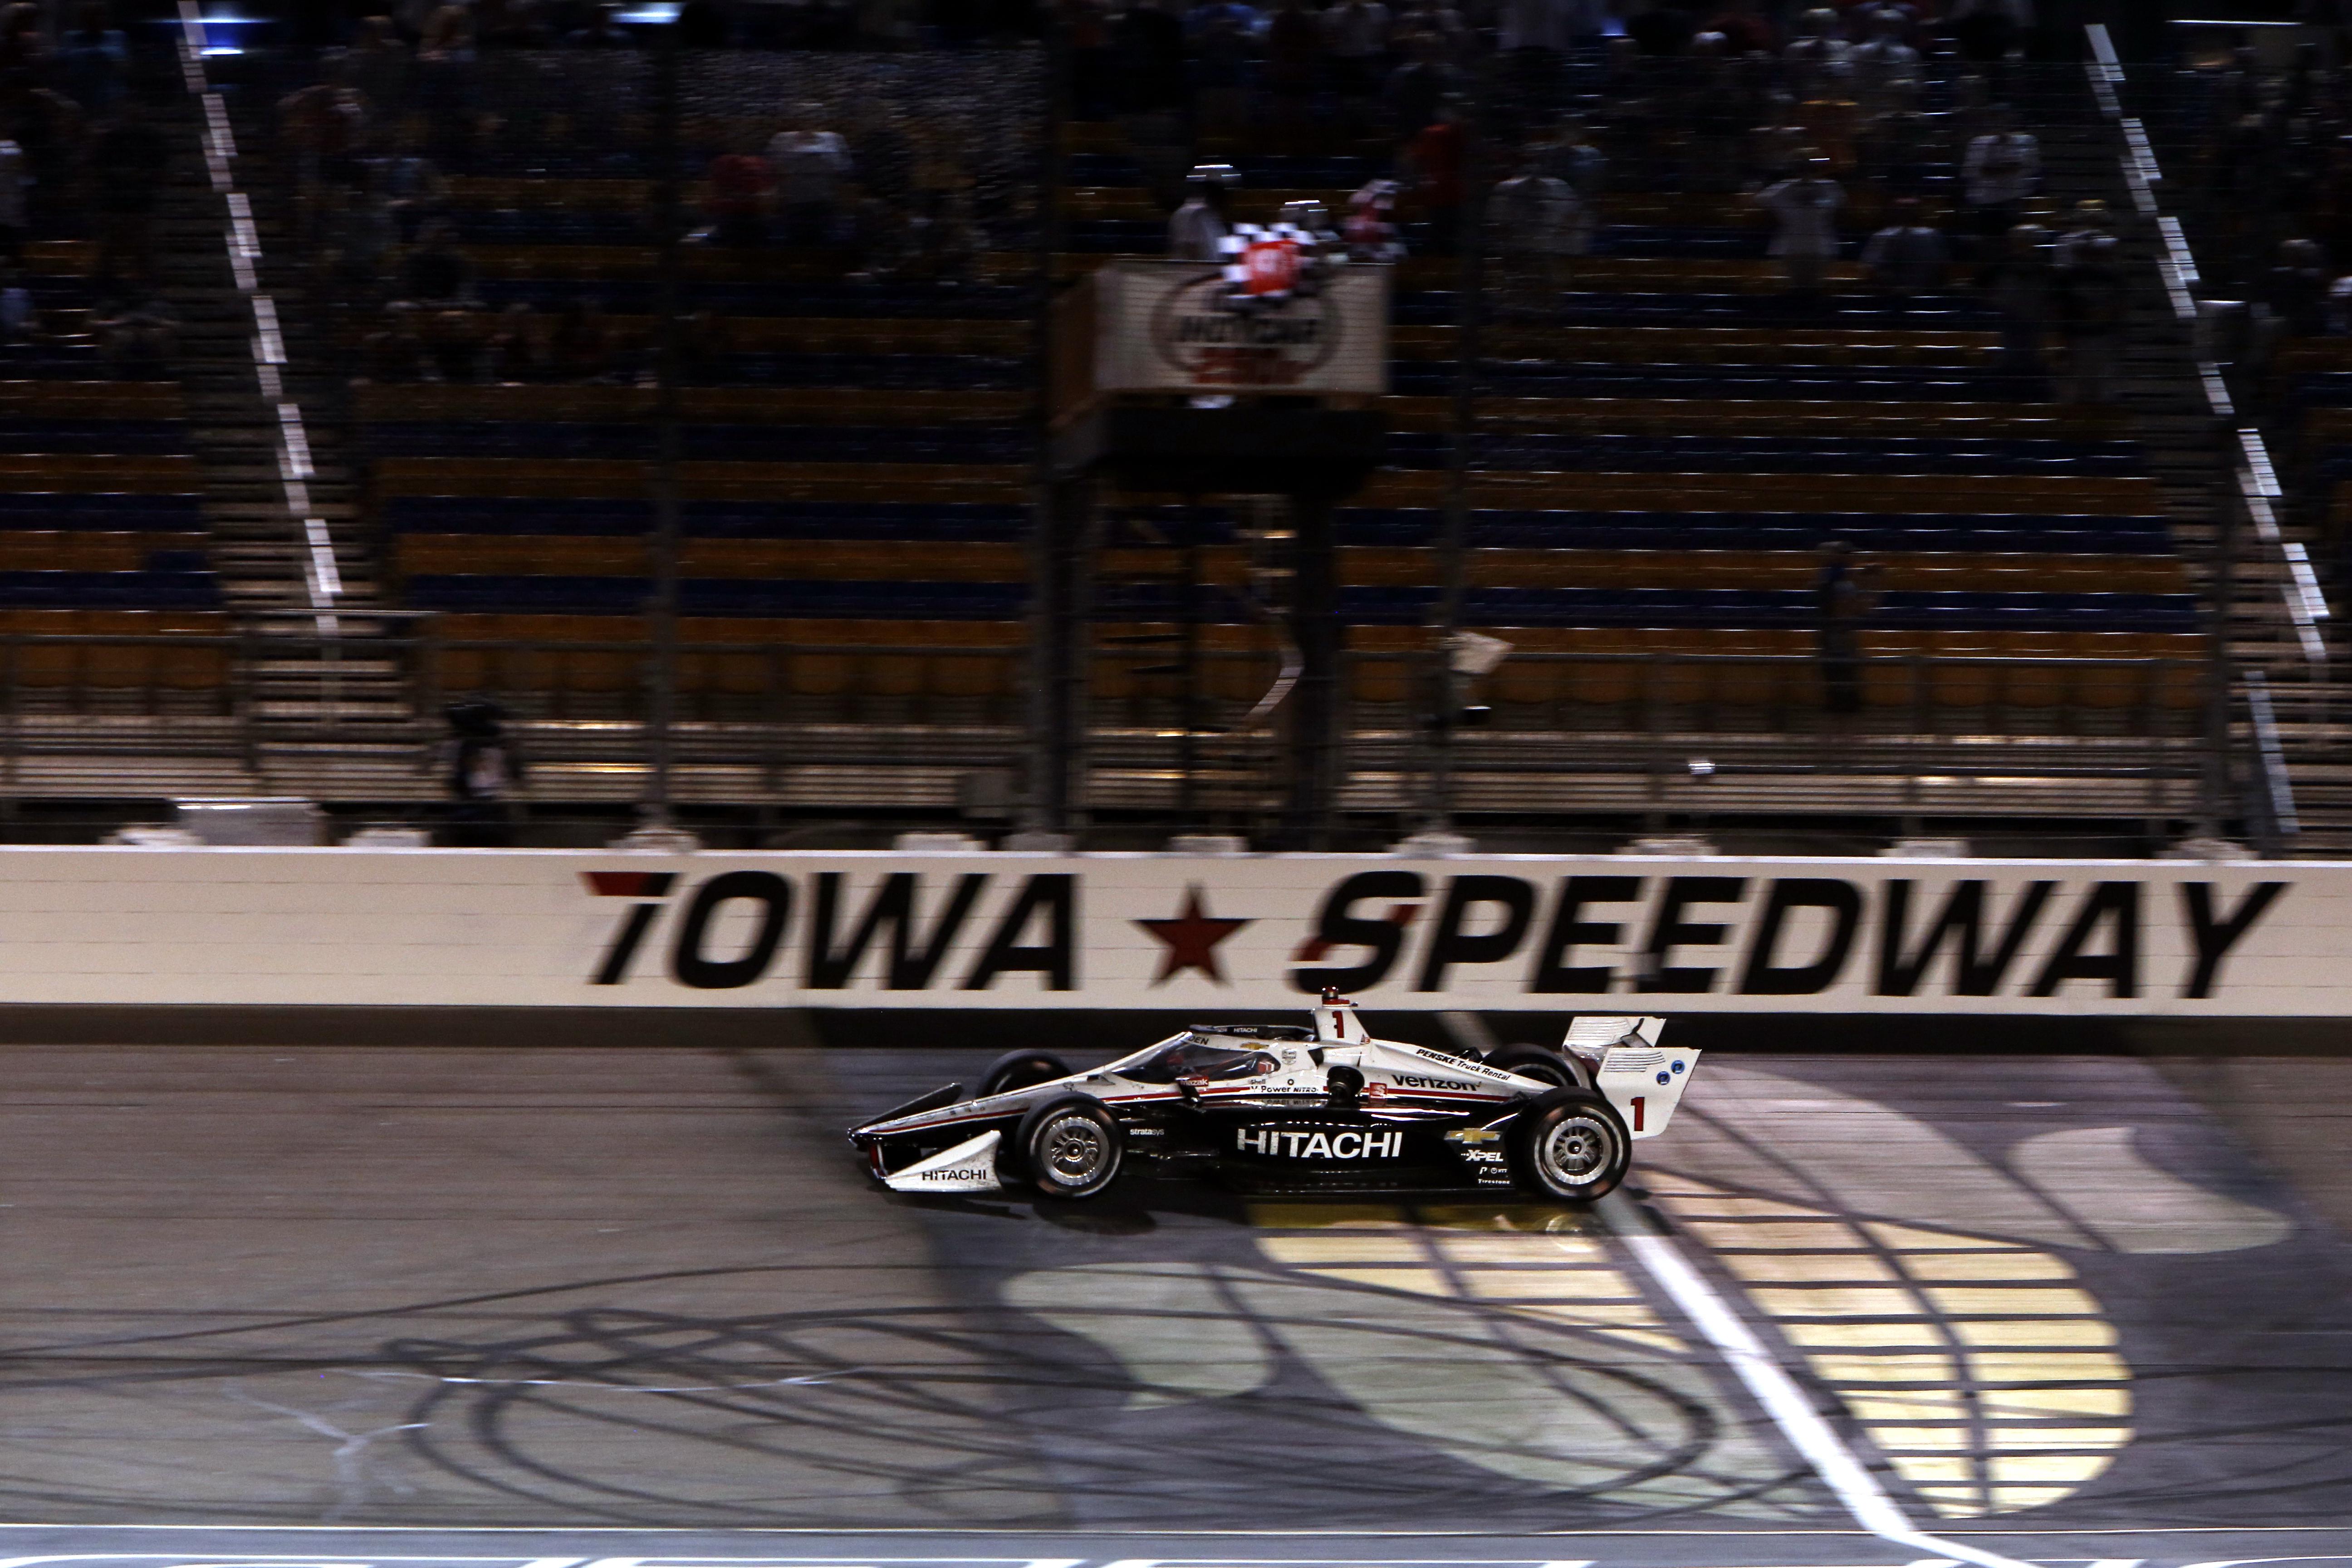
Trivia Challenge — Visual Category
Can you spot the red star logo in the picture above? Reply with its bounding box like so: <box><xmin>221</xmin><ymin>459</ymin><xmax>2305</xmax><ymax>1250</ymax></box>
<box><xmin>1135</xmin><ymin>885</ymin><xmax>1253</xmax><ymax>986</ymax></box>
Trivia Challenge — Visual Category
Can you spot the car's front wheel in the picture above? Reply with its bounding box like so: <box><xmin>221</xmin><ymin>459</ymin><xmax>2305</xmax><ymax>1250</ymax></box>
<box><xmin>978</xmin><ymin>1048</ymin><xmax>1071</xmax><ymax>1098</ymax></box>
<box><xmin>1486</xmin><ymin>1042</ymin><xmax>1590</xmax><ymax>1090</ymax></box>
<box><xmin>1006</xmin><ymin>1094</ymin><xmax>1124</xmax><ymax>1199</ymax></box>
<box><xmin>1509</xmin><ymin>1090</ymin><xmax>1630</xmax><ymax>1201</ymax></box>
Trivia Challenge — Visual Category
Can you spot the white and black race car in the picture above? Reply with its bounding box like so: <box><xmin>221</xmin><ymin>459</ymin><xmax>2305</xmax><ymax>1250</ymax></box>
<box><xmin>848</xmin><ymin>994</ymin><xmax>1698</xmax><ymax>1202</ymax></box>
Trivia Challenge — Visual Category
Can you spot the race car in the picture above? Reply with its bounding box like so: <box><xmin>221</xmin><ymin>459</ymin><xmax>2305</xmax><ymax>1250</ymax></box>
<box><xmin>847</xmin><ymin>993</ymin><xmax>1698</xmax><ymax>1202</ymax></box>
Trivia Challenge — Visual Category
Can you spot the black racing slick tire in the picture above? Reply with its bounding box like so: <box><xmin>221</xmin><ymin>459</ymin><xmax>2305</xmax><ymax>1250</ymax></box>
<box><xmin>1006</xmin><ymin>1094</ymin><xmax>1123</xmax><ymax>1200</ymax></box>
<box><xmin>978</xmin><ymin>1049</ymin><xmax>1071</xmax><ymax>1099</ymax></box>
<box><xmin>1509</xmin><ymin>1089</ymin><xmax>1631</xmax><ymax>1202</ymax></box>
<box><xmin>1485</xmin><ymin>1042</ymin><xmax>1589</xmax><ymax>1090</ymax></box>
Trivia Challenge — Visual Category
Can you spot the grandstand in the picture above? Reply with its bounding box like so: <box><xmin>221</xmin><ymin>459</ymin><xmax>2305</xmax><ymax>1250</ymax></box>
<box><xmin>0</xmin><ymin>5</ymin><xmax>2314</xmax><ymax>850</ymax></box>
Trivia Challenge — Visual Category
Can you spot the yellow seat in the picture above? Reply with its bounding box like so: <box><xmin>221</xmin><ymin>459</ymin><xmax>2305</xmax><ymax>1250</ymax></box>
<box><xmin>1994</xmin><ymin>632</ymin><xmax>2070</xmax><ymax>708</ymax></box>
<box><xmin>1564</xmin><ymin>626</ymin><xmax>1638</xmax><ymax>705</ymax></box>
<box><xmin>2068</xmin><ymin>632</ymin><xmax>2143</xmax><ymax>710</ymax></box>
<box><xmin>1635</xmin><ymin>628</ymin><xmax>1714</xmax><ymax>705</ymax></box>
<box><xmin>1350</xmin><ymin>651</ymin><xmax>1413</xmax><ymax>706</ymax></box>
<box><xmin>1926</xmin><ymin>632</ymin><xmax>1997</xmax><ymax>709</ymax></box>
<box><xmin>2</xmin><ymin>610</ymin><xmax>81</xmax><ymax>689</ymax></box>
<box><xmin>788</xmin><ymin>650</ymin><xmax>853</xmax><ymax>697</ymax></box>
<box><xmin>82</xmin><ymin>611</ymin><xmax>160</xmax><ymax>691</ymax></box>
<box><xmin>559</xmin><ymin>615</ymin><xmax>640</xmax><ymax>696</ymax></box>
<box><xmin>1852</xmin><ymin>631</ymin><xmax>1924</xmax><ymax>709</ymax></box>
<box><xmin>933</xmin><ymin>650</ymin><xmax>1010</xmax><ymax>700</ymax></box>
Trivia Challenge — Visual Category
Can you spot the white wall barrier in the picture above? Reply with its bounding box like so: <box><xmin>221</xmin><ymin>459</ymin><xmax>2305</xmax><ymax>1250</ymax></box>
<box><xmin>0</xmin><ymin>847</ymin><xmax>2329</xmax><ymax>1014</ymax></box>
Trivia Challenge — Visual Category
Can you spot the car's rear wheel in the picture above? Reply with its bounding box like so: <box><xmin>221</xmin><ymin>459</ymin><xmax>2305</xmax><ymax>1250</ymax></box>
<box><xmin>978</xmin><ymin>1049</ymin><xmax>1071</xmax><ymax>1099</ymax></box>
<box><xmin>1006</xmin><ymin>1094</ymin><xmax>1123</xmax><ymax>1199</ymax></box>
<box><xmin>1509</xmin><ymin>1089</ymin><xmax>1630</xmax><ymax>1201</ymax></box>
<box><xmin>1486</xmin><ymin>1042</ymin><xmax>1589</xmax><ymax>1090</ymax></box>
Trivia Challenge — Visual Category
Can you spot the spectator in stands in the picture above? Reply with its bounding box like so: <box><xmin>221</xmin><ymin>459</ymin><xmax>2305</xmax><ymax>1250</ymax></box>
<box><xmin>1944</xmin><ymin>0</ymin><xmax>2028</xmax><ymax>64</ymax></box>
<box><xmin>704</xmin><ymin>143</ymin><xmax>772</xmax><ymax>247</ymax></box>
<box><xmin>486</xmin><ymin>303</ymin><xmax>546</xmax><ymax>382</ymax></box>
<box><xmin>678</xmin><ymin>310</ymin><xmax>733</xmax><ymax>384</ymax></box>
<box><xmin>566</xmin><ymin>3</ymin><xmax>637</xmax><ymax>44</ymax></box>
<box><xmin>1324</xmin><ymin>0</ymin><xmax>1393</xmax><ymax>135</ymax></box>
<box><xmin>1754</xmin><ymin>149</ymin><xmax>1844</xmax><ymax>298</ymax></box>
<box><xmin>768</xmin><ymin>105</ymin><xmax>852</xmax><ymax>248</ymax></box>
<box><xmin>443</xmin><ymin>699</ymin><xmax>522</xmax><ymax>847</ymax></box>
<box><xmin>91</xmin><ymin>289</ymin><xmax>175</xmax><ymax>380</ymax></box>
<box><xmin>0</xmin><ymin>137</ymin><xmax>24</xmax><ymax>270</ymax></box>
<box><xmin>1978</xmin><ymin>221</ymin><xmax>2052</xmax><ymax>376</ymax></box>
<box><xmin>2266</xmin><ymin>236</ymin><xmax>2333</xmax><ymax>341</ymax></box>
<box><xmin>401</xmin><ymin>219</ymin><xmax>476</xmax><ymax>303</ymax></box>
<box><xmin>1491</xmin><ymin>146</ymin><xmax>1588</xmax><ymax>314</ymax></box>
<box><xmin>377</xmin><ymin>135</ymin><xmax>447</xmax><ymax>245</ymax></box>
<box><xmin>1168</xmin><ymin>162</ymin><xmax>1236</xmax><ymax>261</ymax></box>
<box><xmin>1850</xmin><ymin>5</ymin><xmax>1921</xmax><ymax>118</ymax></box>
<box><xmin>1188</xmin><ymin>0</ymin><xmax>1255</xmax><ymax>137</ymax></box>
<box><xmin>1060</xmin><ymin>0</ymin><xmax>1115</xmax><ymax>119</ymax></box>
<box><xmin>2054</xmin><ymin>219</ymin><xmax>2123</xmax><ymax>405</ymax></box>
<box><xmin>423</xmin><ymin>306</ymin><xmax>482</xmax><ymax>382</ymax></box>
<box><xmin>0</xmin><ymin>270</ymin><xmax>39</xmax><ymax>348</ymax></box>
<box><xmin>346</xmin><ymin>17</ymin><xmax>411</xmax><ymax>109</ymax></box>
<box><xmin>1112</xmin><ymin>0</ymin><xmax>1189</xmax><ymax>130</ymax></box>
<box><xmin>1813</xmin><ymin>539</ymin><xmax>1872</xmax><ymax>720</ymax></box>
<box><xmin>91</xmin><ymin>103</ymin><xmax>167</xmax><ymax>288</ymax></box>
<box><xmin>1626</xmin><ymin>1</ymin><xmax>1694</xmax><ymax>56</ymax></box>
<box><xmin>1682</xmin><ymin>33</ymin><xmax>1754</xmax><ymax>191</ymax></box>
<box><xmin>1960</xmin><ymin>105</ymin><xmax>2039</xmax><ymax>255</ymax></box>
<box><xmin>360</xmin><ymin>302</ymin><xmax>428</xmax><ymax>382</ymax></box>
<box><xmin>1346</xmin><ymin>177</ymin><xmax>1405</xmax><ymax>260</ymax></box>
<box><xmin>1264</xmin><ymin>0</ymin><xmax>1323</xmax><ymax>138</ymax></box>
<box><xmin>1699</xmin><ymin>0</ymin><xmax>1771</xmax><ymax>54</ymax></box>
<box><xmin>57</xmin><ymin>3</ymin><xmax>126</xmax><ymax>116</ymax></box>
<box><xmin>1783</xmin><ymin>8</ymin><xmax>1849</xmax><ymax>96</ymax></box>
<box><xmin>14</xmin><ymin>87</ymin><xmax>85</xmax><ymax>244</ymax></box>
<box><xmin>1385</xmin><ymin>30</ymin><xmax>1457</xmax><ymax>138</ymax></box>
<box><xmin>1861</xmin><ymin>196</ymin><xmax>1946</xmax><ymax>312</ymax></box>
<box><xmin>1405</xmin><ymin>97</ymin><xmax>1466</xmax><ymax>254</ymax></box>
<box><xmin>1543</xmin><ymin>116</ymin><xmax>1607</xmax><ymax>197</ymax></box>
<box><xmin>549</xmin><ymin>299</ymin><xmax>612</xmax><ymax>381</ymax></box>
<box><xmin>1395</xmin><ymin>0</ymin><xmax>1468</xmax><ymax>60</ymax></box>
<box><xmin>1496</xmin><ymin>0</ymin><xmax>1584</xmax><ymax>108</ymax></box>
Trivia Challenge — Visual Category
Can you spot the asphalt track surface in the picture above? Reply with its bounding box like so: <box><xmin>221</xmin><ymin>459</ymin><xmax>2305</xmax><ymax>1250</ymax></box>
<box><xmin>0</xmin><ymin>1031</ymin><xmax>2344</xmax><ymax>1568</ymax></box>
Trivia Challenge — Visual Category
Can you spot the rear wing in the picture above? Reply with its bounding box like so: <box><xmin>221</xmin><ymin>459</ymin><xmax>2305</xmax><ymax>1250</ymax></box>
<box><xmin>1568</xmin><ymin>1015</ymin><xmax>1699</xmax><ymax>1139</ymax></box>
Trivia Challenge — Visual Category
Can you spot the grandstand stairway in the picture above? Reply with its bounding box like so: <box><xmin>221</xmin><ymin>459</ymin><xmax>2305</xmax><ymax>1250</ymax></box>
<box><xmin>174</xmin><ymin>89</ymin><xmax>421</xmax><ymax>773</ymax></box>
<box><xmin>2099</xmin><ymin>58</ymin><xmax>2350</xmax><ymax>850</ymax></box>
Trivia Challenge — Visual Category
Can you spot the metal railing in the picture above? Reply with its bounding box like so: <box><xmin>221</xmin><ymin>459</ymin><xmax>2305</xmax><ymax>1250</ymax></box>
<box><xmin>0</xmin><ymin>630</ymin><xmax>2200</xmax><ymax>815</ymax></box>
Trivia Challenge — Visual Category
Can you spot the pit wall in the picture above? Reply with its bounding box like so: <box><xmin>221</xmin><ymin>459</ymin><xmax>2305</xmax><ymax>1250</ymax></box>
<box><xmin>0</xmin><ymin>847</ymin><xmax>2329</xmax><ymax>1017</ymax></box>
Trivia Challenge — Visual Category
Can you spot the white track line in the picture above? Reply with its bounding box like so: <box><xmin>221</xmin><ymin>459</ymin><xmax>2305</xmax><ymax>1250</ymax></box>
<box><xmin>1597</xmin><ymin>1192</ymin><xmax>2036</xmax><ymax>1568</ymax></box>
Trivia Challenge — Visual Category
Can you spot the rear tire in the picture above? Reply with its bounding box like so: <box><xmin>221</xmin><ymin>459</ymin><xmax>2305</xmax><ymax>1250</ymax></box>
<box><xmin>1486</xmin><ymin>1042</ymin><xmax>1589</xmax><ymax>1090</ymax></box>
<box><xmin>1006</xmin><ymin>1094</ymin><xmax>1123</xmax><ymax>1200</ymax></box>
<box><xmin>979</xmin><ymin>1049</ymin><xmax>1071</xmax><ymax>1099</ymax></box>
<box><xmin>1509</xmin><ymin>1089</ymin><xmax>1630</xmax><ymax>1201</ymax></box>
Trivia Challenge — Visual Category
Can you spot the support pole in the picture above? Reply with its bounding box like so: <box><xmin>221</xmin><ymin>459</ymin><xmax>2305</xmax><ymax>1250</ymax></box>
<box><xmin>1284</xmin><ymin>491</ymin><xmax>1341</xmax><ymax>848</ymax></box>
<box><xmin>1426</xmin><ymin>89</ymin><xmax>1485</xmax><ymax>833</ymax></box>
<box><xmin>1027</xmin><ymin>475</ymin><xmax>1092</xmax><ymax>835</ymax></box>
<box><xmin>642</xmin><ymin>15</ymin><xmax>683</xmax><ymax>828</ymax></box>
<box><xmin>2200</xmin><ymin>443</ymin><xmax>2240</xmax><ymax>838</ymax></box>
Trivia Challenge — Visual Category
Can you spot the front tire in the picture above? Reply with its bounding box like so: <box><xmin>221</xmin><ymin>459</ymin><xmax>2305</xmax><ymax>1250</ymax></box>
<box><xmin>1486</xmin><ymin>1042</ymin><xmax>1590</xmax><ymax>1090</ymax></box>
<box><xmin>1006</xmin><ymin>1094</ymin><xmax>1123</xmax><ymax>1199</ymax></box>
<box><xmin>979</xmin><ymin>1049</ymin><xmax>1071</xmax><ymax>1099</ymax></box>
<box><xmin>1509</xmin><ymin>1090</ymin><xmax>1630</xmax><ymax>1201</ymax></box>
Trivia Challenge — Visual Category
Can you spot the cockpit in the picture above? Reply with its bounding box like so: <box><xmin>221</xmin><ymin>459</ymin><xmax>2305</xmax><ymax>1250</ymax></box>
<box><xmin>1114</xmin><ymin>1032</ymin><xmax>1284</xmax><ymax>1084</ymax></box>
